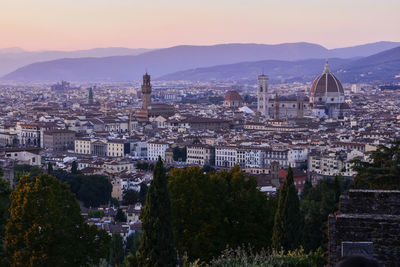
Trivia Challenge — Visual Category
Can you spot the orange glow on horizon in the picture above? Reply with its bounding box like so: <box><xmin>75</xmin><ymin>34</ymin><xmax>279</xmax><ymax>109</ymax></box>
<box><xmin>1</xmin><ymin>0</ymin><xmax>399</xmax><ymax>51</ymax></box>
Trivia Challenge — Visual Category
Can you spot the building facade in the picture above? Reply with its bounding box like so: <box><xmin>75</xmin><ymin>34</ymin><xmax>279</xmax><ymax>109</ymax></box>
<box><xmin>43</xmin><ymin>129</ymin><xmax>75</xmax><ymax>152</ymax></box>
<box><xmin>186</xmin><ymin>144</ymin><xmax>215</xmax><ymax>166</ymax></box>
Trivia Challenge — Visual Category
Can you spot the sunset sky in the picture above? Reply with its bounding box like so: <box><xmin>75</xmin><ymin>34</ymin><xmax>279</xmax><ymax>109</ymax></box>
<box><xmin>1</xmin><ymin>0</ymin><xmax>399</xmax><ymax>51</ymax></box>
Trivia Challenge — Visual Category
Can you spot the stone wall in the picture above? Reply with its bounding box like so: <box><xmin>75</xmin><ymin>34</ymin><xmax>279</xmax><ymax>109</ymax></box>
<box><xmin>328</xmin><ymin>189</ymin><xmax>400</xmax><ymax>266</ymax></box>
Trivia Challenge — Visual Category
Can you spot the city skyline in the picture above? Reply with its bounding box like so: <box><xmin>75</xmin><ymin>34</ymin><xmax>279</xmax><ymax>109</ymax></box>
<box><xmin>1</xmin><ymin>0</ymin><xmax>399</xmax><ymax>51</ymax></box>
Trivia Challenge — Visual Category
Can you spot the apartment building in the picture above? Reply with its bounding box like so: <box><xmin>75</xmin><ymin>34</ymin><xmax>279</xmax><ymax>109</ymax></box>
<box><xmin>186</xmin><ymin>144</ymin><xmax>215</xmax><ymax>166</ymax></box>
<box><xmin>147</xmin><ymin>142</ymin><xmax>169</xmax><ymax>161</ymax></box>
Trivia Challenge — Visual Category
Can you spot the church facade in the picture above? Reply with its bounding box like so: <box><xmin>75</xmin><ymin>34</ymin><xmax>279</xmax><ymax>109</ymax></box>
<box><xmin>257</xmin><ymin>60</ymin><xmax>348</xmax><ymax>119</ymax></box>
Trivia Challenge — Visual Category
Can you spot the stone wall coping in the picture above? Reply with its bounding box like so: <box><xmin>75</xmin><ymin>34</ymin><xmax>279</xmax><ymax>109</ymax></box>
<box><xmin>348</xmin><ymin>189</ymin><xmax>400</xmax><ymax>193</ymax></box>
<box><xmin>335</xmin><ymin>213</ymin><xmax>400</xmax><ymax>220</ymax></box>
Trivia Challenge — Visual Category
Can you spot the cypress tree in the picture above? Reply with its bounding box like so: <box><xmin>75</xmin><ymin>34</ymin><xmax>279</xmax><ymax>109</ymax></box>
<box><xmin>272</xmin><ymin>166</ymin><xmax>302</xmax><ymax>251</ymax></box>
<box><xmin>71</xmin><ymin>161</ymin><xmax>78</xmax><ymax>174</ymax></box>
<box><xmin>136</xmin><ymin>157</ymin><xmax>176</xmax><ymax>266</ymax></box>
<box><xmin>47</xmin><ymin>162</ymin><xmax>53</xmax><ymax>174</ymax></box>
<box><xmin>108</xmin><ymin>232</ymin><xmax>124</xmax><ymax>267</ymax></box>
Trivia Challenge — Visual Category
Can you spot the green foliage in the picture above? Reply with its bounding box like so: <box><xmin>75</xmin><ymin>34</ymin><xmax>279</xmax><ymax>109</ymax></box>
<box><xmin>137</xmin><ymin>157</ymin><xmax>176</xmax><ymax>267</ymax></box>
<box><xmin>123</xmin><ymin>189</ymin><xmax>140</xmax><ymax>205</ymax></box>
<box><xmin>5</xmin><ymin>174</ymin><xmax>110</xmax><ymax>267</ymax></box>
<box><xmin>115</xmin><ymin>208</ymin><xmax>127</xmax><ymax>223</ymax></box>
<box><xmin>300</xmin><ymin>176</ymin><xmax>350</xmax><ymax>252</ymax></box>
<box><xmin>272</xmin><ymin>166</ymin><xmax>302</xmax><ymax>252</ymax></box>
<box><xmin>126</xmin><ymin>232</ymin><xmax>141</xmax><ymax>256</ymax></box>
<box><xmin>138</xmin><ymin>184</ymin><xmax>148</xmax><ymax>205</ymax></box>
<box><xmin>168</xmin><ymin>165</ymin><xmax>276</xmax><ymax>262</ymax></box>
<box><xmin>47</xmin><ymin>162</ymin><xmax>53</xmax><ymax>174</ymax></box>
<box><xmin>71</xmin><ymin>161</ymin><xmax>79</xmax><ymax>174</ymax></box>
<box><xmin>108</xmin><ymin>233</ymin><xmax>125</xmax><ymax>267</ymax></box>
<box><xmin>173</xmin><ymin>146</ymin><xmax>187</xmax><ymax>162</ymax></box>
<box><xmin>122</xmin><ymin>253</ymin><xmax>137</xmax><ymax>267</ymax></box>
<box><xmin>13</xmin><ymin>164</ymin><xmax>43</xmax><ymax>183</ymax></box>
<box><xmin>88</xmin><ymin>210</ymin><xmax>105</xmax><ymax>218</ymax></box>
<box><xmin>300</xmin><ymin>180</ymin><xmax>312</xmax><ymax>199</ymax></box>
<box><xmin>201</xmin><ymin>164</ymin><xmax>215</xmax><ymax>173</ymax></box>
<box><xmin>200</xmin><ymin>246</ymin><xmax>325</xmax><ymax>267</ymax></box>
<box><xmin>352</xmin><ymin>140</ymin><xmax>400</xmax><ymax>189</ymax></box>
<box><xmin>135</xmin><ymin>162</ymin><xmax>154</xmax><ymax>171</ymax></box>
<box><xmin>52</xmin><ymin>170</ymin><xmax>112</xmax><ymax>208</ymax></box>
<box><xmin>122</xmin><ymin>185</ymin><xmax>148</xmax><ymax>206</ymax></box>
<box><xmin>111</xmin><ymin>197</ymin><xmax>120</xmax><ymax>208</ymax></box>
<box><xmin>0</xmin><ymin>169</ymin><xmax>11</xmax><ymax>264</ymax></box>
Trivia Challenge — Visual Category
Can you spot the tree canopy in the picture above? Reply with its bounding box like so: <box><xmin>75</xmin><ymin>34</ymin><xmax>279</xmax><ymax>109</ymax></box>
<box><xmin>5</xmin><ymin>174</ymin><xmax>110</xmax><ymax>267</ymax></box>
<box><xmin>0</xmin><ymin>169</ymin><xmax>11</xmax><ymax>264</ymax></box>
<box><xmin>137</xmin><ymin>157</ymin><xmax>176</xmax><ymax>267</ymax></box>
<box><xmin>272</xmin><ymin>166</ymin><xmax>302</xmax><ymax>252</ymax></box>
<box><xmin>168</xmin><ymin>165</ymin><xmax>276</xmax><ymax>262</ymax></box>
<box><xmin>51</xmin><ymin>170</ymin><xmax>112</xmax><ymax>208</ymax></box>
<box><xmin>300</xmin><ymin>176</ymin><xmax>350</xmax><ymax>252</ymax></box>
<box><xmin>352</xmin><ymin>140</ymin><xmax>400</xmax><ymax>189</ymax></box>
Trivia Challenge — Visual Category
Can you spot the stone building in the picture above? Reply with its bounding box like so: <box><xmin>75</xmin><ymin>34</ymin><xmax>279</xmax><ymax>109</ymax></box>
<box><xmin>257</xmin><ymin>74</ymin><xmax>269</xmax><ymax>117</ymax></box>
<box><xmin>135</xmin><ymin>73</ymin><xmax>174</xmax><ymax>122</ymax></box>
<box><xmin>223</xmin><ymin>91</ymin><xmax>243</xmax><ymax>108</ymax></box>
<box><xmin>147</xmin><ymin>141</ymin><xmax>170</xmax><ymax>161</ymax></box>
<box><xmin>328</xmin><ymin>190</ymin><xmax>400</xmax><ymax>266</ymax></box>
<box><xmin>43</xmin><ymin>129</ymin><xmax>76</xmax><ymax>152</ymax></box>
<box><xmin>186</xmin><ymin>144</ymin><xmax>215</xmax><ymax>166</ymax></box>
<box><xmin>0</xmin><ymin>133</ymin><xmax>18</xmax><ymax>147</ymax></box>
<box><xmin>0</xmin><ymin>147</ymin><xmax>42</xmax><ymax>166</ymax></box>
<box><xmin>310</xmin><ymin>60</ymin><xmax>350</xmax><ymax>118</ymax></box>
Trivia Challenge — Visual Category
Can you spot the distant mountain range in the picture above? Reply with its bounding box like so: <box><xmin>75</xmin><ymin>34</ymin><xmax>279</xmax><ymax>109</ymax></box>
<box><xmin>160</xmin><ymin>47</ymin><xmax>400</xmax><ymax>84</ymax></box>
<box><xmin>1</xmin><ymin>41</ymin><xmax>400</xmax><ymax>83</ymax></box>
<box><xmin>0</xmin><ymin>47</ymin><xmax>151</xmax><ymax>77</ymax></box>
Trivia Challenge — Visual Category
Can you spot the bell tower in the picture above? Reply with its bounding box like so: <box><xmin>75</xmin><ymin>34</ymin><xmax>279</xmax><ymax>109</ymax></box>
<box><xmin>141</xmin><ymin>72</ymin><xmax>152</xmax><ymax>110</ymax></box>
<box><xmin>257</xmin><ymin>74</ymin><xmax>269</xmax><ymax>117</ymax></box>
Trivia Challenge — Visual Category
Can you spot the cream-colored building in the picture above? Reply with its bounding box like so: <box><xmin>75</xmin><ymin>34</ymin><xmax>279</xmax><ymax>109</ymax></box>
<box><xmin>147</xmin><ymin>142</ymin><xmax>169</xmax><ymax>161</ymax></box>
<box><xmin>1</xmin><ymin>147</ymin><xmax>42</xmax><ymax>166</ymax></box>
<box><xmin>186</xmin><ymin>145</ymin><xmax>215</xmax><ymax>166</ymax></box>
<box><xmin>75</xmin><ymin>138</ymin><xmax>91</xmax><ymax>154</ymax></box>
<box><xmin>111</xmin><ymin>178</ymin><xmax>122</xmax><ymax>200</ymax></box>
<box><xmin>107</xmin><ymin>140</ymin><xmax>125</xmax><ymax>157</ymax></box>
<box><xmin>75</xmin><ymin>138</ymin><xmax>126</xmax><ymax>158</ymax></box>
<box><xmin>308</xmin><ymin>151</ymin><xmax>357</xmax><ymax>177</ymax></box>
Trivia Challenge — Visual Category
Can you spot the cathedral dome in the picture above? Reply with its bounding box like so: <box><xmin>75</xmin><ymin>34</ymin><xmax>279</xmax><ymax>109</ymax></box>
<box><xmin>223</xmin><ymin>91</ymin><xmax>243</xmax><ymax>107</ymax></box>
<box><xmin>310</xmin><ymin>60</ymin><xmax>344</xmax><ymax>102</ymax></box>
<box><xmin>224</xmin><ymin>90</ymin><xmax>243</xmax><ymax>102</ymax></box>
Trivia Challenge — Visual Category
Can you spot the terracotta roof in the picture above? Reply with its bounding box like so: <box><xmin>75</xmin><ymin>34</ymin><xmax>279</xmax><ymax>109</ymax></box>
<box><xmin>224</xmin><ymin>91</ymin><xmax>243</xmax><ymax>102</ymax></box>
<box><xmin>310</xmin><ymin>61</ymin><xmax>344</xmax><ymax>98</ymax></box>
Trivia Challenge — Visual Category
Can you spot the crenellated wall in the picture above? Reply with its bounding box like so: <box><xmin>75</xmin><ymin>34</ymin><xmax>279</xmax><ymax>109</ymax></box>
<box><xmin>328</xmin><ymin>190</ymin><xmax>400</xmax><ymax>266</ymax></box>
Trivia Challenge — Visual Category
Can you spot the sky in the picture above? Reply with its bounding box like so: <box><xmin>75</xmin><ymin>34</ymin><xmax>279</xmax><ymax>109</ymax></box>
<box><xmin>1</xmin><ymin>0</ymin><xmax>399</xmax><ymax>51</ymax></box>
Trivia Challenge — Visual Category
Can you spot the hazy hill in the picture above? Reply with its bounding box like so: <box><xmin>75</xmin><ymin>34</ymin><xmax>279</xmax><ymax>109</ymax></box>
<box><xmin>0</xmin><ymin>47</ymin><xmax>151</xmax><ymax>77</ymax></box>
<box><xmin>1</xmin><ymin>43</ymin><xmax>329</xmax><ymax>82</ymax></box>
<box><xmin>330</xmin><ymin>41</ymin><xmax>400</xmax><ymax>58</ymax></box>
<box><xmin>160</xmin><ymin>46</ymin><xmax>400</xmax><ymax>84</ymax></box>
<box><xmin>336</xmin><ymin>46</ymin><xmax>400</xmax><ymax>83</ymax></box>
<box><xmin>158</xmin><ymin>58</ymin><xmax>355</xmax><ymax>83</ymax></box>
<box><xmin>2</xmin><ymin>42</ymin><xmax>400</xmax><ymax>83</ymax></box>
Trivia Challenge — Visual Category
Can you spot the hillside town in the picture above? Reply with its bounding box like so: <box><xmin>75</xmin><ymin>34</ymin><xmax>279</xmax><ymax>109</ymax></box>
<box><xmin>1</xmin><ymin>60</ymin><xmax>400</xmax><ymax>243</ymax></box>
